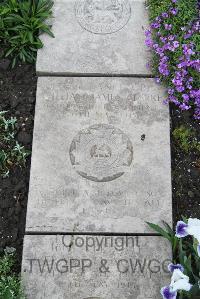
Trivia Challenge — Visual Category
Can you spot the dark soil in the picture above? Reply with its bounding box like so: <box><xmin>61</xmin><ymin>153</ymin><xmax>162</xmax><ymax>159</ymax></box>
<box><xmin>171</xmin><ymin>107</ymin><xmax>200</xmax><ymax>224</ymax></box>
<box><xmin>0</xmin><ymin>58</ymin><xmax>199</xmax><ymax>271</ymax></box>
<box><xmin>0</xmin><ymin>57</ymin><xmax>36</xmax><ymax>269</ymax></box>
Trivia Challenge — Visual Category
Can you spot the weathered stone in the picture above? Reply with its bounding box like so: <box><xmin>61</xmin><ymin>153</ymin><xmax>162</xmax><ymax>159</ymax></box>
<box><xmin>36</xmin><ymin>0</ymin><xmax>151</xmax><ymax>75</ymax></box>
<box><xmin>22</xmin><ymin>235</ymin><xmax>172</xmax><ymax>299</ymax></box>
<box><xmin>26</xmin><ymin>77</ymin><xmax>172</xmax><ymax>233</ymax></box>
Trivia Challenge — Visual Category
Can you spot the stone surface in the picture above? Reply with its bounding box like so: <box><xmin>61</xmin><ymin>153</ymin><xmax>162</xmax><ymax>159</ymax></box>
<box><xmin>36</xmin><ymin>0</ymin><xmax>151</xmax><ymax>75</ymax></box>
<box><xmin>26</xmin><ymin>77</ymin><xmax>172</xmax><ymax>233</ymax></box>
<box><xmin>22</xmin><ymin>235</ymin><xmax>172</xmax><ymax>299</ymax></box>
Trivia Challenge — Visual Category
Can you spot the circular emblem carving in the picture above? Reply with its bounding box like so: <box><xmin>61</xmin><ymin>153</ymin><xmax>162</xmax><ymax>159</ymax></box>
<box><xmin>69</xmin><ymin>124</ymin><xmax>133</xmax><ymax>182</ymax></box>
<box><xmin>74</xmin><ymin>0</ymin><xmax>131</xmax><ymax>35</ymax></box>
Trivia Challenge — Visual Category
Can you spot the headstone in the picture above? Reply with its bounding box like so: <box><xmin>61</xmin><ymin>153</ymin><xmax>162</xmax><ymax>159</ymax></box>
<box><xmin>22</xmin><ymin>235</ymin><xmax>172</xmax><ymax>299</ymax></box>
<box><xmin>26</xmin><ymin>77</ymin><xmax>172</xmax><ymax>233</ymax></box>
<box><xmin>36</xmin><ymin>0</ymin><xmax>151</xmax><ymax>75</ymax></box>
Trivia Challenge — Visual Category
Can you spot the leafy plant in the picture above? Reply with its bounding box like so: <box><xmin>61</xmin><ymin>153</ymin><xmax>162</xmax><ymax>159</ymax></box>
<box><xmin>147</xmin><ymin>218</ymin><xmax>200</xmax><ymax>299</ymax></box>
<box><xmin>0</xmin><ymin>0</ymin><xmax>54</xmax><ymax>67</ymax></box>
<box><xmin>145</xmin><ymin>0</ymin><xmax>200</xmax><ymax>119</ymax></box>
<box><xmin>173</xmin><ymin>125</ymin><xmax>200</xmax><ymax>153</ymax></box>
<box><xmin>0</xmin><ymin>111</ymin><xmax>30</xmax><ymax>178</ymax></box>
<box><xmin>0</xmin><ymin>248</ymin><xmax>25</xmax><ymax>299</ymax></box>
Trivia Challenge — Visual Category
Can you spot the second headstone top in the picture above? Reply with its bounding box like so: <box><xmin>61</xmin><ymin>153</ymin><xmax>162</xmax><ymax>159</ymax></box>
<box><xmin>36</xmin><ymin>0</ymin><xmax>151</xmax><ymax>75</ymax></box>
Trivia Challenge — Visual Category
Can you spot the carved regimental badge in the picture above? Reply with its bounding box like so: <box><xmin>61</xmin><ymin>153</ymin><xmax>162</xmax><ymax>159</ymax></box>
<box><xmin>74</xmin><ymin>0</ymin><xmax>131</xmax><ymax>34</ymax></box>
<box><xmin>69</xmin><ymin>124</ymin><xmax>133</xmax><ymax>182</ymax></box>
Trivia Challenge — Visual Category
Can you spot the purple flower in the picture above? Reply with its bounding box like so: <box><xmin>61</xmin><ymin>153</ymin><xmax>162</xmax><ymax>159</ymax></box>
<box><xmin>182</xmin><ymin>94</ymin><xmax>189</xmax><ymax>102</ymax></box>
<box><xmin>165</xmin><ymin>24</ymin><xmax>172</xmax><ymax>30</ymax></box>
<box><xmin>168</xmin><ymin>95</ymin><xmax>180</xmax><ymax>105</ymax></box>
<box><xmin>155</xmin><ymin>16</ymin><xmax>161</xmax><ymax>23</ymax></box>
<box><xmin>177</xmin><ymin>62</ymin><xmax>187</xmax><ymax>68</ymax></box>
<box><xmin>160</xmin><ymin>36</ymin><xmax>167</xmax><ymax>43</ymax></box>
<box><xmin>159</xmin><ymin>64</ymin><xmax>170</xmax><ymax>76</ymax></box>
<box><xmin>171</xmin><ymin>0</ymin><xmax>177</xmax><ymax>2</ymax></box>
<box><xmin>153</xmin><ymin>43</ymin><xmax>159</xmax><ymax>49</ymax></box>
<box><xmin>163</xmin><ymin>43</ymin><xmax>170</xmax><ymax>51</ymax></box>
<box><xmin>168</xmin><ymin>88</ymin><xmax>174</xmax><ymax>95</ymax></box>
<box><xmin>176</xmin><ymin>86</ymin><xmax>185</xmax><ymax>92</ymax></box>
<box><xmin>159</xmin><ymin>57</ymin><xmax>170</xmax><ymax>76</ymax></box>
<box><xmin>187</xmin><ymin>84</ymin><xmax>193</xmax><ymax>90</ymax></box>
<box><xmin>156</xmin><ymin>47</ymin><xmax>164</xmax><ymax>56</ymax></box>
<box><xmin>182</xmin><ymin>69</ymin><xmax>188</xmax><ymax>76</ymax></box>
<box><xmin>184</xmin><ymin>30</ymin><xmax>193</xmax><ymax>39</ymax></box>
<box><xmin>168</xmin><ymin>263</ymin><xmax>184</xmax><ymax>273</ymax></box>
<box><xmin>168</xmin><ymin>35</ymin><xmax>175</xmax><ymax>41</ymax></box>
<box><xmin>194</xmin><ymin>109</ymin><xmax>200</xmax><ymax>120</ymax></box>
<box><xmin>162</xmin><ymin>12</ymin><xmax>169</xmax><ymax>18</ymax></box>
<box><xmin>190</xmin><ymin>59</ymin><xmax>200</xmax><ymax>72</ymax></box>
<box><xmin>162</xmin><ymin>56</ymin><xmax>169</xmax><ymax>62</ymax></box>
<box><xmin>145</xmin><ymin>37</ymin><xmax>153</xmax><ymax>48</ymax></box>
<box><xmin>176</xmin><ymin>221</ymin><xmax>188</xmax><ymax>238</ymax></box>
<box><xmin>170</xmin><ymin>8</ymin><xmax>178</xmax><ymax>15</ymax></box>
<box><xmin>173</xmin><ymin>41</ymin><xmax>179</xmax><ymax>48</ymax></box>
<box><xmin>193</xmin><ymin>21</ymin><xmax>200</xmax><ymax>32</ymax></box>
<box><xmin>161</xmin><ymin>286</ymin><xmax>177</xmax><ymax>299</ymax></box>
<box><xmin>172</xmin><ymin>76</ymin><xmax>182</xmax><ymax>86</ymax></box>
<box><xmin>151</xmin><ymin>22</ymin><xmax>161</xmax><ymax>29</ymax></box>
<box><xmin>167</xmin><ymin>40</ymin><xmax>179</xmax><ymax>52</ymax></box>
<box><xmin>190</xmin><ymin>89</ymin><xmax>200</xmax><ymax>98</ymax></box>
<box><xmin>182</xmin><ymin>44</ymin><xmax>195</xmax><ymax>56</ymax></box>
<box><xmin>145</xmin><ymin>29</ymin><xmax>151</xmax><ymax>37</ymax></box>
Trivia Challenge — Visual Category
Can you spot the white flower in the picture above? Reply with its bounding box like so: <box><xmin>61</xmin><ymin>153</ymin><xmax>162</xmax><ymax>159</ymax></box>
<box><xmin>187</xmin><ymin>218</ymin><xmax>200</xmax><ymax>243</ymax></box>
<box><xmin>170</xmin><ymin>269</ymin><xmax>192</xmax><ymax>292</ymax></box>
<box><xmin>176</xmin><ymin>218</ymin><xmax>200</xmax><ymax>256</ymax></box>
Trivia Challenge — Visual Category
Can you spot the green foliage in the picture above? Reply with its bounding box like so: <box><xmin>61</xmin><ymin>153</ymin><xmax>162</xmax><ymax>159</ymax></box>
<box><xmin>147</xmin><ymin>0</ymin><xmax>199</xmax><ymax>78</ymax></box>
<box><xmin>147</xmin><ymin>220</ymin><xmax>200</xmax><ymax>298</ymax></box>
<box><xmin>0</xmin><ymin>249</ymin><xmax>25</xmax><ymax>299</ymax></box>
<box><xmin>0</xmin><ymin>0</ymin><xmax>54</xmax><ymax>67</ymax></box>
<box><xmin>0</xmin><ymin>111</ymin><xmax>30</xmax><ymax>178</ymax></box>
<box><xmin>173</xmin><ymin>125</ymin><xmax>200</xmax><ymax>153</ymax></box>
<box><xmin>147</xmin><ymin>0</ymin><xmax>198</xmax><ymax>25</ymax></box>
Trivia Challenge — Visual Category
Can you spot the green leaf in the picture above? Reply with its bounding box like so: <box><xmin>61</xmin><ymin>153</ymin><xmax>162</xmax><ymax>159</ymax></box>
<box><xmin>5</xmin><ymin>47</ymin><xmax>15</xmax><ymax>57</ymax></box>
<box><xmin>41</xmin><ymin>26</ymin><xmax>54</xmax><ymax>37</ymax></box>
<box><xmin>146</xmin><ymin>222</ymin><xmax>172</xmax><ymax>242</ymax></box>
<box><xmin>11</xmin><ymin>57</ymin><xmax>16</xmax><ymax>68</ymax></box>
<box><xmin>162</xmin><ymin>221</ymin><xmax>174</xmax><ymax>236</ymax></box>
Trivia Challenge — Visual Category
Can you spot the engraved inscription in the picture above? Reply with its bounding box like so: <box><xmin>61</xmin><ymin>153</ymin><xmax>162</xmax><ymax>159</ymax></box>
<box><xmin>69</xmin><ymin>124</ymin><xmax>133</xmax><ymax>182</ymax></box>
<box><xmin>74</xmin><ymin>0</ymin><xmax>131</xmax><ymax>34</ymax></box>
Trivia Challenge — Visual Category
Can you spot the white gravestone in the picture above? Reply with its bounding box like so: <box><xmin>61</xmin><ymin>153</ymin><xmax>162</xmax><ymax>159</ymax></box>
<box><xmin>25</xmin><ymin>77</ymin><xmax>172</xmax><ymax>233</ymax></box>
<box><xmin>36</xmin><ymin>0</ymin><xmax>151</xmax><ymax>75</ymax></box>
<box><xmin>22</xmin><ymin>235</ymin><xmax>172</xmax><ymax>299</ymax></box>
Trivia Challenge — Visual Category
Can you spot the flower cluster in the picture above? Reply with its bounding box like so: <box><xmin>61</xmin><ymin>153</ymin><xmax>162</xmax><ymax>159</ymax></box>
<box><xmin>145</xmin><ymin>0</ymin><xmax>200</xmax><ymax>119</ymax></box>
<box><xmin>161</xmin><ymin>218</ymin><xmax>200</xmax><ymax>299</ymax></box>
<box><xmin>161</xmin><ymin>264</ymin><xmax>192</xmax><ymax>299</ymax></box>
